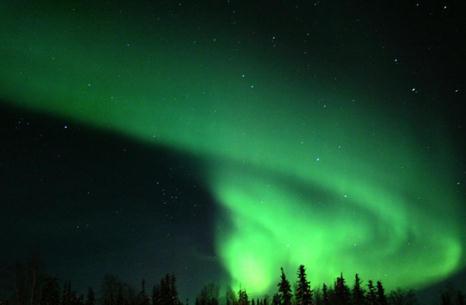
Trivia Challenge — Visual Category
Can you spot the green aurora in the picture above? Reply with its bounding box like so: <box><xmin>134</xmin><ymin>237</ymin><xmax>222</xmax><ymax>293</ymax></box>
<box><xmin>1</xmin><ymin>1</ymin><xmax>464</xmax><ymax>295</ymax></box>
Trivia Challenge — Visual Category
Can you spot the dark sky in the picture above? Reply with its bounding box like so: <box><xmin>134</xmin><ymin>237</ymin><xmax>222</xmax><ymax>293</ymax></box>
<box><xmin>0</xmin><ymin>104</ymin><xmax>227</xmax><ymax>298</ymax></box>
<box><xmin>1</xmin><ymin>0</ymin><xmax>465</xmax><ymax>302</ymax></box>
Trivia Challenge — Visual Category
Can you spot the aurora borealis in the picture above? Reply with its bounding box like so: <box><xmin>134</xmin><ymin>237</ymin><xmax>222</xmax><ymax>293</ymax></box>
<box><xmin>1</xmin><ymin>0</ymin><xmax>465</xmax><ymax>299</ymax></box>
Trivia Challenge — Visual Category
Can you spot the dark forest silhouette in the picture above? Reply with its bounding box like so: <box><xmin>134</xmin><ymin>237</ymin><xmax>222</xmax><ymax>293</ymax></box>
<box><xmin>0</xmin><ymin>258</ymin><xmax>464</xmax><ymax>305</ymax></box>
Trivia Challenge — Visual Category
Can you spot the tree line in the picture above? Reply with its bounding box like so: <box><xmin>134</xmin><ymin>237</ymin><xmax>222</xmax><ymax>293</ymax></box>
<box><xmin>0</xmin><ymin>259</ymin><xmax>464</xmax><ymax>305</ymax></box>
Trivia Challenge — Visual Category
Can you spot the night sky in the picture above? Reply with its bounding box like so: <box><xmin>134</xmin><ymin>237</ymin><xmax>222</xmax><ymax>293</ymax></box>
<box><xmin>1</xmin><ymin>0</ymin><xmax>465</xmax><ymax>301</ymax></box>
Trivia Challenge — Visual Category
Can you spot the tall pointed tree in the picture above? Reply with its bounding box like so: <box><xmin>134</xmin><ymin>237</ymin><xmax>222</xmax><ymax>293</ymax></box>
<box><xmin>195</xmin><ymin>283</ymin><xmax>219</xmax><ymax>305</ymax></box>
<box><xmin>40</xmin><ymin>277</ymin><xmax>60</xmax><ymax>305</ymax></box>
<box><xmin>334</xmin><ymin>273</ymin><xmax>350</xmax><ymax>305</ymax></box>
<box><xmin>169</xmin><ymin>274</ymin><xmax>180</xmax><ymax>305</ymax></box>
<box><xmin>155</xmin><ymin>274</ymin><xmax>180</xmax><ymax>305</ymax></box>
<box><xmin>238</xmin><ymin>289</ymin><xmax>249</xmax><ymax>305</ymax></box>
<box><xmin>295</xmin><ymin>265</ymin><xmax>313</xmax><ymax>305</ymax></box>
<box><xmin>272</xmin><ymin>294</ymin><xmax>281</xmax><ymax>305</ymax></box>
<box><xmin>367</xmin><ymin>281</ymin><xmax>377</xmax><ymax>305</ymax></box>
<box><xmin>313</xmin><ymin>289</ymin><xmax>322</xmax><ymax>305</ymax></box>
<box><xmin>226</xmin><ymin>286</ymin><xmax>237</xmax><ymax>305</ymax></box>
<box><xmin>152</xmin><ymin>285</ymin><xmax>161</xmax><ymax>305</ymax></box>
<box><xmin>352</xmin><ymin>274</ymin><xmax>365</xmax><ymax>305</ymax></box>
<box><xmin>456</xmin><ymin>291</ymin><xmax>465</xmax><ymax>305</ymax></box>
<box><xmin>277</xmin><ymin>268</ymin><xmax>292</xmax><ymax>305</ymax></box>
<box><xmin>116</xmin><ymin>285</ymin><xmax>124</xmax><ymax>305</ymax></box>
<box><xmin>85</xmin><ymin>288</ymin><xmax>95</xmax><ymax>305</ymax></box>
<box><xmin>322</xmin><ymin>284</ymin><xmax>329</xmax><ymax>305</ymax></box>
<box><xmin>455</xmin><ymin>290</ymin><xmax>466</xmax><ymax>305</ymax></box>
<box><xmin>376</xmin><ymin>281</ymin><xmax>387</xmax><ymax>305</ymax></box>
<box><xmin>441</xmin><ymin>292</ymin><xmax>452</xmax><ymax>305</ymax></box>
<box><xmin>62</xmin><ymin>281</ymin><xmax>72</xmax><ymax>305</ymax></box>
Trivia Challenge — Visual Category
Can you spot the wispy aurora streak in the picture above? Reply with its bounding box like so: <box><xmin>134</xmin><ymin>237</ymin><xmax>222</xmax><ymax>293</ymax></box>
<box><xmin>1</xmin><ymin>1</ymin><xmax>464</xmax><ymax>295</ymax></box>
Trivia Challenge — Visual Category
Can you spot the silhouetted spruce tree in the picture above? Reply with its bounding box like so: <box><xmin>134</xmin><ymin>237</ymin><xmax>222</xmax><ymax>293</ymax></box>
<box><xmin>277</xmin><ymin>268</ymin><xmax>292</xmax><ymax>305</ymax></box>
<box><xmin>352</xmin><ymin>274</ymin><xmax>365</xmax><ymax>305</ymax></box>
<box><xmin>334</xmin><ymin>274</ymin><xmax>350</xmax><ymax>305</ymax></box>
<box><xmin>116</xmin><ymin>286</ymin><xmax>124</xmax><ymax>305</ymax></box>
<box><xmin>152</xmin><ymin>285</ymin><xmax>161</xmax><ymax>305</ymax></box>
<box><xmin>195</xmin><ymin>284</ymin><xmax>219</xmax><ymax>305</ymax></box>
<box><xmin>238</xmin><ymin>290</ymin><xmax>249</xmax><ymax>305</ymax></box>
<box><xmin>160</xmin><ymin>276</ymin><xmax>170</xmax><ymax>305</ymax></box>
<box><xmin>171</xmin><ymin>275</ymin><xmax>179</xmax><ymax>305</ymax></box>
<box><xmin>441</xmin><ymin>292</ymin><xmax>452</xmax><ymax>305</ymax></box>
<box><xmin>313</xmin><ymin>288</ymin><xmax>322</xmax><ymax>305</ymax></box>
<box><xmin>101</xmin><ymin>275</ymin><xmax>122</xmax><ymax>305</ymax></box>
<box><xmin>73</xmin><ymin>294</ymin><xmax>84</xmax><ymax>305</ymax></box>
<box><xmin>155</xmin><ymin>274</ymin><xmax>179</xmax><ymax>305</ymax></box>
<box><xmin>62</xmin><ymin>281</ymin><xmax>72</xmax><ymax>305</ymax></box>
<box><xmin>376</xmin><ymin>281</ymin><xmax>387</xmax><ymax>305</ymax></box>
<box><xmin>225</xmin><ymin>286</ymin><xmax>237</xmax><ymax>305</ymax></box>
<box><xmin>272</xmin><ymin>294</ymin><xmax>281</xmax><ymax>305</ymax></box>
<box><xmin>170</xmin><ymin>274</ymin><xmax>181</xmax><ymax>305</ymax></box>
<box><xmin>295</xmin><ymin>265</ymin><xmax>313</xmax><ymax>305</ymax></box>
<box><xmin>321</xmin><ymin>284</ymin><xmax>329</xmax><ymax>305</ymax></box>
<box><xmin>85</xmin><ymin>288</ymin><xmax>95</xmax><ymax>305</ymax></box>
<box><xmin>440</xmin><ymin>288</ymin><xmax>465</xmax><ymax>305</ymax></box>
<box><xmin>40</xmin><ymin>277</ymin><xmax>60</xmax><ymax>305</ymax></box>
<box><xmin>137</xmin><ymin>280</ymin><xmax>149</xmax><ymax>305</ymax></box>
<box><xmin>456</xmin><ymin>291</ymin><xmax>465</xmax><ymax>305</ymax></box>
<box><xmin>366</xmin><ymin>281</ymin><xmax>377</xmax><ymax>305</ymax></box>
<box><xmin>17</xmin><ymin>255</ymin><xmax>42</xmax><ymax>305</ymax></box>
<box><xmin>251</xmin><ymin>299</ymin><xmax>255</xmax><ymax>305</ymax></box>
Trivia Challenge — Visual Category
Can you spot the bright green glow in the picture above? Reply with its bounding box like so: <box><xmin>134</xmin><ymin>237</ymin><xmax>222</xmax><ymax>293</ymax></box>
<box><xmin>1</xmin><ymin>2</ymin><xmax>464</xmax><ymax>295</ymax></box>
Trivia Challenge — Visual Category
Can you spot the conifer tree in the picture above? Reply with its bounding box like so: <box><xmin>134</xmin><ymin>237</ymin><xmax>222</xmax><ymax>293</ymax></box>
<box><xmin>156</xmin><ymin>274</ymin><xmax>180</xmax><ymax>305</ymax></box>
<box><xmin>263</xmin><ymin>296</ymin><xmax>269</xmax><ymax>305</ymax></box>
<box><xmin>352</xmin><ymin>274</ymin><xmax>365</xmax><ymax>305</ymax></box>
<box><xmin>85</xmin><ymin>288</ymin><xmax>95</xmax><ymax>305</ymax></box>
<box><xmin>62</xmin><ymin>281</ymin><xmax>72</xmax><ymax>305</ymax></box>
<box><xmin>40</xmin><ymin>277</ymin><xmax>60</xmax><ymax>305</ymax></box>
<box><xmin>226</xmin><ymin>286</ymin><xmax>237</xmax><ymax>305</ymax></box>
<box><xmin>101</xmin><ymin>275</ymin><xmax>121</xmax><ymax>305</ymax></box>
<box><xmin>137</xmin><ymin>280</ymin><xmax>149</xmax><ymax>305</ymax></box>
<box><xmin>441</xmin><ymin>292</ymin><xmax>452</xmax><ymax>305</ymax></box>
<box><xmin>116</xmin><ymin>285</ymin><xmax>124</xmax><ymax>305</ymax></box>
<box><xmin>376</xmin><ymin>281</ymin><xmax>387</xmax><ymax>305</ymax></box>
<box><xmin>277</xmin><ymin>268</ymin><xmax>292</xmax><ymax>305</ymax></box>
<box><xmin>195</xmin><ymin>283</ymin><xmax>219</xmax><ymax>305</ymax></box>
<box><xmin>295</xmin><ymin>265</ymin><xmax>313</xmax><ymax>305</ymax></box>
<box><xmin>313</xmin><ymin>289</ymin><xmax>322</xmax><ymax>305</ymax></box>
<box><xmin>152</xmin><ymin>285</ymin><xmax>161</xmax><ymax>305</ymax></box>
<box><xmin>322</xmin><ymin>284</ymin><xmax>329</xmax><ymax>305</ymax></box>
<box><xmin>169</xmin><ymin>274</ymin><xmax>179</xmax><ymax>305</ymax></box>
<box><xmin>366</xmin><ymin>281</ymin><xmax>377</xmax><ymax>305</ymax></box>
<box><xmin>238</xmin><ymin>290</ymin><xmax>249</xmax><ymax>305</ymax></box>
<box><xmin>272</xmin><ymin>294</ymin><xmax>281</xmax><ymax>305</ymax></box>
<box><xmin>334</xmin><ymin>274</ymin><xmax>350</xmax><ymax>305</ymax></box>
<box><xmin>456</xmin><ymin>291</ymin><xmax>465</xmax><ymax>305</ymax></box>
